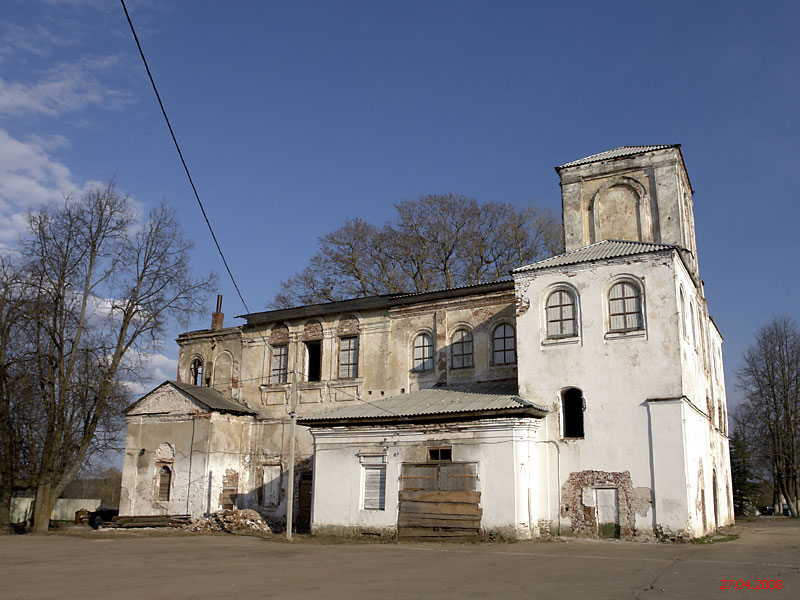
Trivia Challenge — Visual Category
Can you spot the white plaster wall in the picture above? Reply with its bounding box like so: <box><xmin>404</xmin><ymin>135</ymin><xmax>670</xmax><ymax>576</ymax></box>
<box><xmin>309</xmin><ymin>419</ymin><xmax>540</xmax><ymax>537</ymax></box>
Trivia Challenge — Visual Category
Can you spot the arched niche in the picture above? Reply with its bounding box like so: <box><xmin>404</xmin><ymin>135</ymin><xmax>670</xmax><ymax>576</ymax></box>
<box><xmin>588</xmin><ymin>177</ymin><xmax>653</xmax><ymax>244</ymax></box>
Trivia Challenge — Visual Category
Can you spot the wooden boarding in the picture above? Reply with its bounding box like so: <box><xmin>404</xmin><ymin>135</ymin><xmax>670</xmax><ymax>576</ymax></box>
<box><xmin>399</xmin><ymin>490</ymin><xmax>480</xmax><ymax>504</ymax></box>
<box><xmin>116</xmin><ymin>514</ymin><xmax>190</xmax><ymax>528</ymax></box>
<box><xmin>398</xmin><ymin>528</ymin><xmax>480</xmax><ymax>538</ymax></box>
<box><xmin>398</xmin><ymin>516</ymin><xmax>481</xmax><ymax>529</ymax></box>
<box><xmin>399</xmin><ymin>500</ymin><xmax>482</xmax><ymax>516</ymax></box>
<box><xmin>398</xmin><ymin>462</ymin><xmax>481</xmax><ymax>540</ymax></box>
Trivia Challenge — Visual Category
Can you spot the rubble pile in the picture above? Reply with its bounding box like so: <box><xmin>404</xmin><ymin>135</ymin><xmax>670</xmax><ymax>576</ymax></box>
<box><xmin>185</xmin><ymin>509</ymin><xmax>272</xmax><ymax>535</ymax></box>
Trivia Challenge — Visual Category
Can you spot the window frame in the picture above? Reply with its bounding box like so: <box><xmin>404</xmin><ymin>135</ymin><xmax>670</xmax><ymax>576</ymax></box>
<box><xmin>270</xmin><ymin>344</ymin><xmax>288</xmax><ymax>384</ymax></box>
<box><xmin>450</xmin><ymin>328</ymin><xmax>474</xmax><ymax>370</ymax></box>
<box><xmin>491</xmin><ymin>323</ymin><xmax>516</xmax><ymax>365</ymax></box>
<box><xmin>338</xmin><ymin>335</ymin><xmax>359</xmax><ymax>379</ymax></box>
<box><xmin>412</xmin><ymin>332</ymin><xmax>434</xmax><ymax>372</ymax></box>
<box><xmin>607</xmin><ymin>280</ymin><xmax>644</xmax><ymax>334</ymax></box>
<box><xmin>545</xmin><ymin>289</ymin><xmax>578</xmax><ymax>339</ymax></box>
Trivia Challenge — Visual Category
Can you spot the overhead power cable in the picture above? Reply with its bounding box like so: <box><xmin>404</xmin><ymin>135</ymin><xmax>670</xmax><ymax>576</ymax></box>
<box><xmin>120</xmin><ymin>1</ymin><xmax>398</xmax><ymax>420</ymax></box>
<box><xmin>119</xmin><ymin>0</ymin><xmax>251</xmax><ymax>314</ymax></box>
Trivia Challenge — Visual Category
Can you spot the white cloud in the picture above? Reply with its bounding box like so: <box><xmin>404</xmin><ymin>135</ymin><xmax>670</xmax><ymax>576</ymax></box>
<box><xmin>122</xmin><ymin>352</ymin><xmax>178</xmax><ymax>398</ymax></box>
<box><xmin>0</xmin><ymin>57</ymin><xmax>130</xmax><ymax>117</ymax></box>
<box><xmin>0</xmin><ymin>129</ymin><xmax>80</xmax><ymax>249</ymax></box>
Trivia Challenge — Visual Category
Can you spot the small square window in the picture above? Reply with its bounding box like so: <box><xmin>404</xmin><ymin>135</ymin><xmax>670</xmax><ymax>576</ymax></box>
<box><xmin>427</xmin><ymin>447</ymin><xmax>452</xmax><ymax>462</ymax></box>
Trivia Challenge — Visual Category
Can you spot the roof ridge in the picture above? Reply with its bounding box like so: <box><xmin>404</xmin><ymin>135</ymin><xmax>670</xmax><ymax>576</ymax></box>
<box><xmin>556</xmin><ymin>144</ymin><xmax>679</xmax><ymax>170</ymax></box>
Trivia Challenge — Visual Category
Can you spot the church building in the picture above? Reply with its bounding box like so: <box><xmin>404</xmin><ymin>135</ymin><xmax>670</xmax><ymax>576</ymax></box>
<box><xmin>120</xmin><ymin>145</ymin><xmax>733</xmax><ymax>540</ymax></box>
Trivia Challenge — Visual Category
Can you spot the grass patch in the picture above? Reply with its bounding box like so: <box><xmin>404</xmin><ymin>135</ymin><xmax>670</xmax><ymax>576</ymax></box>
<box><xmin>689</xmin><ymin>532</ymin><xmax>739</xmax><ymax>544</ymax></box>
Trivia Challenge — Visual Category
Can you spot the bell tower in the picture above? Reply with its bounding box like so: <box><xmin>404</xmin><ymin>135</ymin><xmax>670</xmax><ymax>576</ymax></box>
<box><xmin>556</xmin><ymin>145</ymin><xmax>699</xmax><ymax>278</ymax></box>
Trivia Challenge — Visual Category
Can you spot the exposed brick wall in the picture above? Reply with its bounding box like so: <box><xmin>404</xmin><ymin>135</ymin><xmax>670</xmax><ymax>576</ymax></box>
<box><xmin>337</xmin><ymin>315</ymin><xmax>360</xmax><ymax>336</ymax></box>
<box><xmin>303</xmin><ymin>321</ymin><xmax>324</xmax><ymax>341</ymax></box>
<box><xmin>560</xmin><ymin>470</ymin><xmax>652</xmax><ymax>537</ymax></box>
<box><xmin>269</xmin><ymin>325</ymin><xmax>289</xmax><ymax>345</ymax></box>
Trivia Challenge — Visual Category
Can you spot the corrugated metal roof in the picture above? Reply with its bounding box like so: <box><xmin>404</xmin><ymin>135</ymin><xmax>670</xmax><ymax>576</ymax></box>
<box><xmin>512</xmin><ymin>240</ymin><xmax>677</xmax><ymax>273</ymax></box>
<box><xmin>298</xmin><ymin>386</ymin><xmax>546</xmax><ymax>423</ymax></box>
<box><xmin>169</xmin><ymin>381</ymin><xmax>257</xmax><ymax>415</ymax></box>
<box><xmin>556</xmin><ymin>145</ymin><xmax>678</xmax><ymax>170</ymax></box>
<box><xmin>239</xmin><ymin>280</ymin><xmax>514</xmax><ymax>325</ymax></box>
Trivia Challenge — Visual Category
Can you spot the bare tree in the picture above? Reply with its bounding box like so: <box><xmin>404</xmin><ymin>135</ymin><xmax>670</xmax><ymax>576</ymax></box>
<box><xmin>273</xmin><ymin>194</ymin><xmax>562</xmax><ymax>308</ymax></box>
<box><xmin>736</xmin><ymin>316</ymin><xmax>800</xmax><ymax>517</ymax></box>
<box><xmin>0</xmin><ymin>182</ymin><xmax>214</xmax><ymax>531</ymax></box>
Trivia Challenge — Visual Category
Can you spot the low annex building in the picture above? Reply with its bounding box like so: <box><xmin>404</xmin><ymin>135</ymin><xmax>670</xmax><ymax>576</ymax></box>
<box><xmin>120</xmin><ymin>145</ymin><xmax>734</xmax><ymax>540</ymax></box>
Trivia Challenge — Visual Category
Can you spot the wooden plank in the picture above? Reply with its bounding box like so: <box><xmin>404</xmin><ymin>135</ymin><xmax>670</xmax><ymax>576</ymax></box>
<box><xmin>399</xmin><ymin>490</ymin><xmax>480</xmax><ymax>504</ymax></box>
<box><xmin>398</xmin><ymin>517</ymin><xmax>481</xmax><ymax>529</ymax></box>
<box><xmin>399</xmin><ymin>501</ymin><xmax>482</xmax><ymax>516</ymax></box>
<box><xmin>397</xmin><ymin>511</ymin><xmax>481</xmax><ymax>522</ymax></box>
<box><xmin>398</xmin><ymin>528</ymin><xmax>479</xmax><ymax>538</ymax></box>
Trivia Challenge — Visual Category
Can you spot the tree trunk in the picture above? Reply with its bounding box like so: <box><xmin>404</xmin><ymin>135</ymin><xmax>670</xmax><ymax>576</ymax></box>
<box><xmin>0</xmin><ymin>481</ymin><xmax>11</xmax><ymax>526</ymax></box>
<box><xmin>32</xmin><ymin>482</ymin><xmax>56</xmax><ymax>532</ymax></box>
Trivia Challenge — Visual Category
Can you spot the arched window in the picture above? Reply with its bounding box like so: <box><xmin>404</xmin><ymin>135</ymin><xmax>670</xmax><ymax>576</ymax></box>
<box><xmin>451</xmin><ymin>329</ymin><xmax>473</xmax><ymax>369</ymax></box>
<box><xmin>492</xmin><ymin>324</ymin><xmax>516</xmax><ymax>365</ymax></box>
<box><xmin>562</xmin><ymin>388</ymin><xmax>584</xmax><ymax>438</ymax></box>
<box><xmin>608</xmin><ymin>281</ymin><xmax>643</xmax><ymax>332</ymax></box>
<box><xmin>689</xmin><ymin>302</ymin><xmax>697</xmax><ymax>346</ymax></box>
<box><xmin>158</xmin><ymin>466</ymin><xmax>172</xmax><ymax>501</ymax></box>
<box><xmin>413</xmin><ymin>333</ymin><xmax>434</xmax><ymax>372</ymax></box>
<box><xmin>546</xmin><ymin>290</ymin><xmax>577</xmax><ymax>338</ymax></box>
<box><xmin>190</xmin><ymin>358</ymin><xmax>203</xmax><ymax>386</ymax></box>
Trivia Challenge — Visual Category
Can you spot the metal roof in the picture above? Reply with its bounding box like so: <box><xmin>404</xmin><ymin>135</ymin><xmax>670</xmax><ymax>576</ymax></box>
<box><xmin>298</xmin><ymin>386</ymin><xmax>547</xmax><ymax>425</ymax></box>
<box><xmin>168</xmin><ymin>381</ymin><xmax>257</xmax><ymax>415</ymax></box>
<box><xmin>238</xmin><ymin>280</ymin><xmax>514</xmax><ymax>325</ymax></box>
<box><xmin>512</xmin><ymin>240</ymin><xmax>677</xmax><ymax>274</ymax></box>
<box><xmin>556</xmin><ymin>145</ymin><xmax>679</xmax><ymax>170</ymax></box>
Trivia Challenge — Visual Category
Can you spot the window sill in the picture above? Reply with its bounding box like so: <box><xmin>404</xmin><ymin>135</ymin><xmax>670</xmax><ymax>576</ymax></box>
<box><xmin>260</xmin><ymin>382</ymin><xmax>289</xmax><ymax>390</ymax></box>
<box><xmin>604</xmin><ymin>329</ymin><xmax>647</xmax><ymax>341</ymax></box>
<box><xmin>541</xmin><ymin>336</ymin><xmax>581</xmax><ymax>348</ymax></box>
<box><xmin>330</xmin><ymin>377</ymin><xmax>364</xmax><ymax>386</ymax></box>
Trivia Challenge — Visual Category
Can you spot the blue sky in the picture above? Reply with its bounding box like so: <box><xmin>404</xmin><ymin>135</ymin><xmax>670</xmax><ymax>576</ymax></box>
<box><xmin>1</xmin><ymin>0</ymin><xmax>798</xmax><ymax>408</ymax></box>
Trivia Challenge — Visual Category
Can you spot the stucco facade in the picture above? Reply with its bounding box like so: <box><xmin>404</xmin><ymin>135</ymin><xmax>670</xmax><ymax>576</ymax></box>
<box><xmin>120</xmin><ymin>144</ymin><xmax>733</xmax><ymax>540</ymax></box>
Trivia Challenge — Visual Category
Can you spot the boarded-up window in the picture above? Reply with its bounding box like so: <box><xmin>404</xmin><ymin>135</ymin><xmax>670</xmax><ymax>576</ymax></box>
<box><xmin>259</xmin><ymin>465</ymin><xmax>281</xmax><ymax>506</ymax></box>
<box><xmin>546</xmin><ymin>290</ymin><xmax>577</xmax><ymax>338</ymax></box>
<box><xmin>158</xmin><ymin>466</ymin><xmax>171</xmax><ymax>501</ymax></box>
<box><xmin>363</xmin><ymin>466</ymin><xmax>386</xmax><ymax>510</ymax></box>
<box><xmin>608</xmin><ymin>282</ymin><xmax>643</xmax><ymax>332</ymax></box>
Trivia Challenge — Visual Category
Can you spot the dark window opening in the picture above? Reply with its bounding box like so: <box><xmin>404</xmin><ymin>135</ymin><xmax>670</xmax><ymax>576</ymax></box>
<box><xmin>305</xmin><ymin>340</ymin><xmax>322</xmax><ymax>382</ymax></box>
<box><xmin>428</xmin><ymin>447</ymin><xmax>452</xmax><ymax>462</ymax></box>
<box><xmin>190</xmin><ymin>358</ymin><xmax>203</xmax><ymax>387</ymax></box>
<box><xmin>158</xmin><ymin>466</ymin><xmax>171</xmax><ymax>501</ymax></box>
<box><xmin>562</xmin><ymin>388</ymin><xmax>585</xmax><ymax>438</ymax></box>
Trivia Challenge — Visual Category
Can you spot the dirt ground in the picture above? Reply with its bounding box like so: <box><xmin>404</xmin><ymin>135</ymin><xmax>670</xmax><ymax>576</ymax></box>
<box><xmin>1</xmin><ymin>518</ymin><xmax>798</xmax><ymax>599</ymax></box>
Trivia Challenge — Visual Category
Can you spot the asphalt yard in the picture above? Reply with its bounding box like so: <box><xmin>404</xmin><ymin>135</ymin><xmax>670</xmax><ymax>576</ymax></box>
<box><xmin>1</xmin><ymin>518</ymin><xmax>797</xmax><ymax>599</ymax></box>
